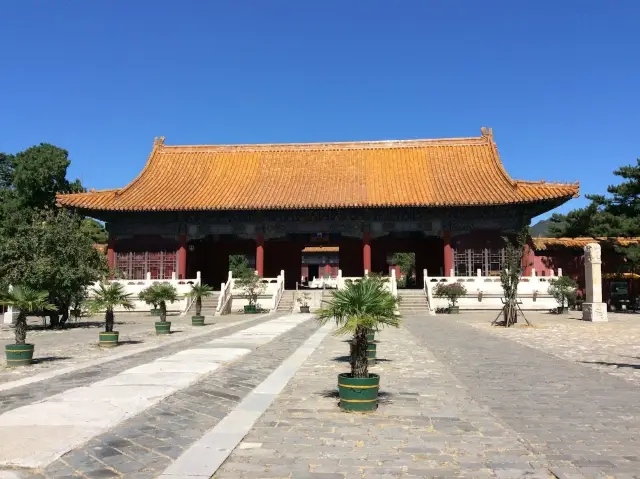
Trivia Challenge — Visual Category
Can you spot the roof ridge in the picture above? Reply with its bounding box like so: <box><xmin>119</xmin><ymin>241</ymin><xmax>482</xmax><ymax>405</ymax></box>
<box><xmin>516</xmin><ymin>179</ymin><xmax>580</xmax><ymax>186</ymax></box>
<box><xmin>156</xmin><ymin>135</ymin><xmax>491</xmax><ymax>152</ymax></box>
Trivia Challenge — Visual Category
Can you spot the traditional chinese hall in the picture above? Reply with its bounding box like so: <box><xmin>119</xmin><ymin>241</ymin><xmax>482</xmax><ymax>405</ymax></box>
<box><xmin>57</xmin><ymin>128</ymin><xmax>579</xmax><ymax>290</ymax></box>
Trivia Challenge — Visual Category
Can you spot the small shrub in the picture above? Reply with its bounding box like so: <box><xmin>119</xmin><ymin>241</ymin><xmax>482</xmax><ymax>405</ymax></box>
<box><xmin>433</xmin><ymin>282</ymin><xmax>467</xmax><ymax>308</ymax></box>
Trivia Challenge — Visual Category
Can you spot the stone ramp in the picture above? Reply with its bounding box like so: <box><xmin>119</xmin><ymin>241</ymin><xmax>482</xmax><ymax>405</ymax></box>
<box><xmin>0</xmin><ymin>313</ymin><xmax>312</xmax><ymax>469</ymax></box>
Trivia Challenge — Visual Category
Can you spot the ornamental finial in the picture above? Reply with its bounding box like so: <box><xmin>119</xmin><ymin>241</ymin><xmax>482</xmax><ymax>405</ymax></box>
<box><xmin>153</xmin><ymin>136</ymin><xmax>165</xmax><ymax>148</ymax></box>
<box><xmin>481</xmin><ymin>127</ymin><xmax>493</xmax><ymax>141</ymax></box>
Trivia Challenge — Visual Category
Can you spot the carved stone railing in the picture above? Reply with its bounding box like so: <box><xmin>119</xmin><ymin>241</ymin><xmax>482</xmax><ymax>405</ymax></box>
<box><xmin>425</xmin><ymin>268</ymin><xmax>561</xmax><ymax>310</ymax></box>
<box><xmin>217</xmin><ymin>271</ymin><xmax>234</xmax><ymax>315</ymax></box>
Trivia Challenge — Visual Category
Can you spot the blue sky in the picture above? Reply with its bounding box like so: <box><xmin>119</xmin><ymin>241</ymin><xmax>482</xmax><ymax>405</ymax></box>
<box><xmin>1</xmin><ymin>1</ymin><xmax>638</xmax><ymax>222</ymax></box>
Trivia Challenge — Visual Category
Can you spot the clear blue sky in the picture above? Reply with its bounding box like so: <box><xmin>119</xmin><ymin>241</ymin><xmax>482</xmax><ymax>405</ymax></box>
<box><xmin>1</xmin><ymin>1</ymin><xmax>638</xmax><ymax>222</ymax></box>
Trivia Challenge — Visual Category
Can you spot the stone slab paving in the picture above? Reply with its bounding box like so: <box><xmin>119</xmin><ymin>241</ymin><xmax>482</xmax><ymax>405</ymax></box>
<box><xmin>0</xmin><ymin>315</ymin><xmax>269</xmax><ymax>415</ymax></box>
<box><xmin>463</xmin><ymin>311</ymin><xmax>640</xmax><ymax>386</ymax></box>
<box><xmin>0</xmin><ymin>313</ymin><xmax>248</xmax><ymax>384</ymax></box>
<box><xmin>406</xmin><ymin>315</ymin><xmax>640</xmax><ymax>478</ymax></box>
<box><xmin>4</xmin><ymin>314</ymin><xmax>320</xmax><ymax>478</ymax></box>
<box><xmin>0</xmin><ymin>314</ymin><xmax>313</xmax><ymax>469</ymax></box>
<box><xmin>213</xmin><ymin>321</ymin><xmax>554</xmax><ymax>479</ymax></box>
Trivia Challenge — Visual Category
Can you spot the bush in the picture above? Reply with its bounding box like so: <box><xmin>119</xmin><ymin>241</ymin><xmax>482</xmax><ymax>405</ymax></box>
<box><xmin>433</xmin><ymin>282</ymin><xmax>467</xmax><ymax>308</ymax></box>
<box><xmin>548</xmin><ymin>276</ymin><xmax>578</xmax><ymax>311</ymax></box>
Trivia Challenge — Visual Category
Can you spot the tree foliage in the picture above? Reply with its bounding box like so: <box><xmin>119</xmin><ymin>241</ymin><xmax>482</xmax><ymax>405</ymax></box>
<box><xmin>549</xmin><ymin>158</ymin><xmax>640</xmax><ymax>270</ymax></box>
<box><xmin>87</xmin><ymin>282</ymin><xmax>134</xmax><ymax>332</ymax></box>
<box><xmin>0</xmin><ymin>144</ymin><xmax>107</xmax><ymax>327</ymax></box>
<box><xmin>0</xmin><ymin>209</ymin><xmax>107</xmax><ymax>325</ymax></box>
<box><xmin>316</xmin><ymin>277</ymin><xmax>399</xmax><ymax>378</ymax></box>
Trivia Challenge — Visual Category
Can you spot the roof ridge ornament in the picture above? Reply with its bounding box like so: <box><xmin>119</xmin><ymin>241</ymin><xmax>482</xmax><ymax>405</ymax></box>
<box><xmin>480</xmin><ymin>127</ymin><xmax>493</xmax><ymax>141</ymax></box>
<box><xmin>153</xmin><ymin>136</ymin><xmax>165</xmax><ymax>148</ymax></box>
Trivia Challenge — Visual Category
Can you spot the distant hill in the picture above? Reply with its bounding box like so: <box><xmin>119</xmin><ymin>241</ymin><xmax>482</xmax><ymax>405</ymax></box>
<box><xmin>530</xmin><ymin>219</ymin><xmax>553</xmax><ymax>237</ymax></box>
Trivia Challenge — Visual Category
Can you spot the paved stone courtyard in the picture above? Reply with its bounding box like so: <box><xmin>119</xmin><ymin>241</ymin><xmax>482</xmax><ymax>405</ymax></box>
<box><xmin>0</xmin><ymin>311</ymin><xmax>638</xmax><ymax>478</ymax></box>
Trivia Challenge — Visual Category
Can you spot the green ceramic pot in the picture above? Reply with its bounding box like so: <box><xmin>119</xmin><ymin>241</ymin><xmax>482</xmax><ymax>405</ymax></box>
<box><xmin>155</xmin><ymin>321</ymin><xmax>171</xmax><ymax>334</ymax></box>
<box><xmin>244</xmin><ymin>305</ymin><xmax>257</xmax><ymax>314</ymax></box>
<box><xmin>99</xmin><ymin>331</ymin><xmax>119</xmax><ymax>348</ymax></box>
<box><xmin>338</xmin><ymin>373</ymin><xmax>379</xmax><ymax>412</ymax></box>
<box><xmin>191</xmin><ymin>316</ymin><xmax>205</xmax><ymax>326</ymax></box>
<box><xmin>5</xmin><ymin>344</ymin><xmax>34</xmax><ymax>366</ymax></box>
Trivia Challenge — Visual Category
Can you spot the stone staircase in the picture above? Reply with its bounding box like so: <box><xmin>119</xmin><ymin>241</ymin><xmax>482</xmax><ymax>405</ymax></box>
<box><xmin>188</xmin><ymin>292</ymin><xmax>220</xmax><ymax>317</ymax></box>
<box><xmin>276</xmin><ymin>290</ymin><xmax>295</xmax><ymax>313</ymax></box>
<box><xmin>397</xmin><ymin>289</ymin><xmax>433</xmax><ymax>316</ymax></box>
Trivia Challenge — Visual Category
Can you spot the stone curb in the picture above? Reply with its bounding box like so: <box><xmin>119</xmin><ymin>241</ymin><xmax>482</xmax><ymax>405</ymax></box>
<box><xmin>158</xmin><ymin>322</ymin><xmax>333</xmax><ymax>478</ymax></box>
<box><xmin>0</xmin><ymin>315</ymin><xmax>269</xmax><ymax>393</ymax></box>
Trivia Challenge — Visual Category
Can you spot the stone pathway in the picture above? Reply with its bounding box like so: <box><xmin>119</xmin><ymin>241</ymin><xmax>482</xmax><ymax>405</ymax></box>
<box><xmin>0</xmin><ymin>314</ymin><xmax>247</xmax><ymax>384</ymax></box>
<box><xmin>0</xmin><ymin>314</ymin><xmax>317</xmax><ymax>476</ymax></box>
<box><xmin>0</xmin><ymin>316</ymin><xmax>268</xmax><ymax>415</ymax></box>
<box><xmin>464</xmin><ymin>311</ymin><xmax>640</xmax><ymax>386</ymax></box>
<box><xmin>407</xmin><ymin>316</ymin><xmax>640</xmax><ymax>478</ymax></box>
<box><xmin>213</xmin><ymin>314</ymin><xmax>640</xmax><ymax>479</ymax></box>
<box><xmin>213</xmin><ymin>320</ymin><xmax>550</xmax><ymax>478</ymax></box>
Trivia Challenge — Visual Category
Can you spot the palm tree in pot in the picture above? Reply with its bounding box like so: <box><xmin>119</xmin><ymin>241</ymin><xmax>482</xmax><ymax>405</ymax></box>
<box><xmin>1</xmin><ymin>286</ymin><xmax>55</xmax><ymax>366</ymax></box>
<box><xmin>186</xmin><ymin>283</ymin><xmax>214</xmax><ymax>326</ymax></box>
<box><xmin>87</xmin><ymin>282</ymin><xmax>135</xmax><ymax>347</ymax></box>
<box><xmin>316</xmin><ymin>277</ymin><xmax>400</xmax><ymax>412</ymax></box>
<box><xmin>148</xmin><ymin>283</ymin><xmax>178</xmax><ymax>334</ymax></box>
<box><xmin>138</xmin><ymin>288</ymin><xmax>160</xmax><ymax>316</ymax></box>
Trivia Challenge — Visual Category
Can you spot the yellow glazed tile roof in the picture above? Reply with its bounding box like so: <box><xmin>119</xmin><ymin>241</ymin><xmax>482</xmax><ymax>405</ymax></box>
<box><xmin>57</xmin><ymin>128</ymin><xmax>579</xmax><ymax>212</ymax></box>
<box><xmin>533</xmin><ymin>237</ymin><xmax>640</xmax><ymax>251</ymax></box>
<box><xmin>302</xmin><ymin>246</ymin><xmax>340</xmax><ymax>253</ymax></box>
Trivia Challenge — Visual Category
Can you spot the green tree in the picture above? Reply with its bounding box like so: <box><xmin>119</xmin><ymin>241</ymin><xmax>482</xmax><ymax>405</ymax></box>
<box><xmin>11</xmin><ymin>144</ymin><xmax>82</xmax><ymax>210</ymax></box>
<box><xmin>0</xmin><ymin>286</ymin><xmax>56</xmax><ymax>345</ymax></box>
<box><xmin>550</xmin><ymin>159</ymin><xmax>640</xmax><ymax>238</ymax></box>
<box><xmin>229</xmin><ymin>254</ymin><xmax>252</xmax><ymax>279</ymax></box>
<box><xmin>391</xmin><ymin>252</ymin><xmax>415</xmax><ymax>287</ymax></box>
<box><xmin>549</xmin><ymin>276</ymin><xmax>578</xmax><ymax>311</ymax></box>
<box><xmin>316</xmin><ymin>277</ymin><xmax>400</xmax><ymax>378</ymax></box>
<box><xmin>80</xmin><ymin>218</ymin><xmax>108</xmax><ymax>244</ymax></box>
<box><xmin>0</xmin><ymin>209</ymin><xmax>107</xmax><ymax>326</ymax></box>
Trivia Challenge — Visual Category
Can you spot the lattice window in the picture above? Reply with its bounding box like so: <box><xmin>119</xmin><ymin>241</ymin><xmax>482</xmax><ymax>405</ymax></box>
<box><xmin>454</xmin><ymin>247</ymin><xmax>505</xmax><ymax>276</ymax></box>
<box><xmin>163</xmin><ymin>252</ymin><xmax>176</xmax><ymax>279</ymax></box>
<box><xmin>454</xmin><ymin>249</ymin><xmax>468</xmax><ymax>276</ymax></box>
<box><xmin>487</xmin><ymin>248</ymin><xmax>504</xmax><ymax>276</ymax></box>
<box><xmin>115</xmin><ymin>253</ymin><xmax>130</xmax><ymax>279</ymax></box>
<box><xmin>471</xmin><ymin>249</ymin><xmax>484</xmax><ymax>276</ymax></box>
<box><xmin>131</xmin><ymin>252</ymin><xmax>146</xmax><ymax>280</ymax></box>
<box><xmin>114</xmin><ymin>250</ymin><xmax>178</xmax><ymax>280</ymax></box>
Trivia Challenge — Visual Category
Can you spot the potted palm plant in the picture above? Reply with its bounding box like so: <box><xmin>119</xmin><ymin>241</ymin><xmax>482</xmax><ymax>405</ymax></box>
<box><xmin>296</xmin><ymin>292</ymin><xmax>312</xmax><ymax>313</ymax></box>
<box><xmin>433</xmin><ymin>282</ymin><xmax>467</xmax><ymax>313</ymax></box>
<box><xmin>147</xmin><ymin>283</ymin><xmax>178</xmax><ymax>334</ymax></box>
<box><xmin>317</xmin><ymin>277</ymin><xmax>400</xmax><ymax>412</ymax></box>
<box><xmin>186</xmin><ymin>283</ymin><xmax>214</xmax><ymax>326</ymax></box>
<box><xmin>87</xmin><ymin>282</ymin><xmax>135</xmax><ymax>347</ymax></box>
<box><xmin>138</xmin><ymin>288</ymin><xmax>160</xmax><ymax>316</ymax></box>
<box><xmin>1</xmin><ymin>286</ymin><xmax>55</xmax><ymax>366</ymax></box>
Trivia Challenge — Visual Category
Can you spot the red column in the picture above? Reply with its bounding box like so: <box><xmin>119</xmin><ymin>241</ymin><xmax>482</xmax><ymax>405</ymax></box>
<box><xmin>256</xmin><ymin>233</ymin><xmax>264</xmax><ymax>277</ymax></box>
<box><xmin>178</xmin><ymin>234</ymin><xmax>187</xmax><ymax>279</ymax></box>
<box><xmin>107</xmin><ymin>234</ymin><xmax>116</xmax><ymax>273</ymax></box>
<box><xmin>443</xmin><ymin>230</ymin><xmax>453</xmax><ymax>276</ymax></box>
<box><xmin>363</xmin><ymin>232</ymin><xmax>372</xmax><ymax>274</ymax></box>
<box><xmin>324</xmin><ymin>264</ymin><xmax>332</xmax><ymax>277</ymax></box>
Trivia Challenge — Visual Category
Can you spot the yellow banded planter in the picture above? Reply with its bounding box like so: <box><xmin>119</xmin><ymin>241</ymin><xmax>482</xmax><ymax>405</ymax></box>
<box><xmin>338</xmin><ymin>373</ymin><xmax>379</xmax><ymax>412</ymax></box>
<box><xmin>155</xmin><ymin>321</ymin><xmax>171</xmax><ymax>334</ymax></box>
<box><xmin>191</xmin><ymin>316</ymin><xmax>205</xmax><ymax>326</ymax></box>
<box><xmin>5</xmin><ymin>344</ymin><xmax>35</xmax><ymax>366</ymax></box>
<box><xmin>99</xmin><ymin>331</ymin><xmax>119</xmax><ymax>348</ymax></box>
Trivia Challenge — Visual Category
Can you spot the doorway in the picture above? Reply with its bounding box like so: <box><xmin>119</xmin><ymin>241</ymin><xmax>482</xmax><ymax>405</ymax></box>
<box><xmin>307</xmin><ymin>264</ymin><xmax>320</xmax><ymax>281</ymax></box>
